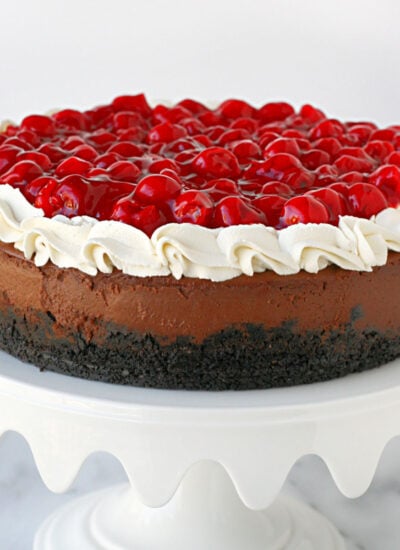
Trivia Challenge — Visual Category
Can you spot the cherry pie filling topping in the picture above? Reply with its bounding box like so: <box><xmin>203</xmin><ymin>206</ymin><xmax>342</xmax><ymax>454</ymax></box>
<box><xmin>1</xmin><ymin>94</ymin><xmax>399</xmax><ymax>236</ymax></box>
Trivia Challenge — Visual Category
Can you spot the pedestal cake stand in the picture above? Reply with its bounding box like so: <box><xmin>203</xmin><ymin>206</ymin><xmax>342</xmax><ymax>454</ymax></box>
<box><xmin>1</xmin><ymin>351</ymin><xmax>400</xmax><ymax>549</ymax></box>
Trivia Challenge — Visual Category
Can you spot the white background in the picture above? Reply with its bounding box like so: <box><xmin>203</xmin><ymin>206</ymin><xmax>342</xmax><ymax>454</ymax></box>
<box><xmin>1</xmin><ymin>0</ymin><xmax>400</xmax><ymax>125</ymax></box>
<box><xmin>1</xmin><ymin>1</ymin><xmax>400</xmax><ymax>548</ymax></box>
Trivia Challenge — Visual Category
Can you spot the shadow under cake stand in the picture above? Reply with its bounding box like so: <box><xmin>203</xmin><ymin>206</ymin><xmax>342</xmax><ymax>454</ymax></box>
<box><xmin>1</xmin><ymin>352</ymin><xmax>400</xmax><ymax>549</ymax></box>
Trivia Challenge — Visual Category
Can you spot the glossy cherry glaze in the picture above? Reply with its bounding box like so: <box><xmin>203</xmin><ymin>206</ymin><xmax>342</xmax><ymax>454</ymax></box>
<box><xmin>1</xmin><ymin>94</ymin><xmax>399</xmax><ymax>235</ymax></box>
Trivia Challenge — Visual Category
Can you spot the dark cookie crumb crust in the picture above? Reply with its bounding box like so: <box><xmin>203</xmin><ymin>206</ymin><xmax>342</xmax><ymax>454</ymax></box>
<box><xmin>1</xmin><ymin>308</ymin><xmax>399</xmax><ymax>390</ymax></box>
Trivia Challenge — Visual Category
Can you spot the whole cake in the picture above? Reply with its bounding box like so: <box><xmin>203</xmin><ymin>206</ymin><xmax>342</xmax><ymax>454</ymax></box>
<box><xmin>0</xmin><ymin>94</ymin><xmax>399</xmax><ymax>390</ymax></box>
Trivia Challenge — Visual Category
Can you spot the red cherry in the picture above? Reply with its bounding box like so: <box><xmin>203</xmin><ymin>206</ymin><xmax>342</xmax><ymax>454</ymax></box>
<box><xmin>184</xmin><ymin>174</ymin><xmax>206</xmax><ymax>187</ymax></box>
<box><xmin>192</xmin><ymin>147</ymin><xmax>241</xmax><ymax>179</ymax></box>
<box><xmin>203</xmin><ymin>178</ymin><xmax>239</xmax><ymax>201</ymax></box>
<box><xmin>314</xmin><ymin>164</ymin><xmax>339</xmax><ymax>185</ymax></box>
<box><xmin>61</xmin><ymin>136</ymin><xmax>86</xmax><ymax>151</ymax></box>
<box><xmin>111</xmin><ymin>94</ymin><xmax>152</xmax><ymax>117</ymax></box>
<box><xmin>258</xmin><ymin>131</ymin><xmax>280</xmax><ymax>150</ymax></box>
<box><xmin>238</xmin><ymin>179</ymin><xmax>263</xmax><ymax>193</ymax></box>
<box><xmin>16</xmin><ymin>129</ymin><xmax>41</xmax><ymax>147</ymax></box>
<box><xmin>340</xmin><ymin>171</ymin><xmax>367</xmax><ymax>183</ymax></box>
<box><xmin>117</xmin><ymin>127</ymin><xmax>146</xmax><ymax>142</ymax></box>
<box><xmin>173</xmin><ymin>190</ymin><xmax>213</xmax><ymax>225</ymax></box>
<box><xmin>42</xmin><ymin>176</ymin><xmax>134</xmax><ymax>219</ymax></box>
<box><xmin>55</xmin><ymin>156</ymin><xmax>92</xmax><ymax>177</ymax></box>
<box><xmin>71</xmin><ymin>144</ymin><xmax>98</xmax><ymax>162</ymax></box>
<box><xmin>333</xmin><ymin>146</ymin><xmax>371</xmax><ymax>161</ymax></box>
<box><xmin>252</xmin><ymin>195</ymin><xmax>286</xmax><ymax>227</ymax></box>
<box><xmin>147</xmin><ymin>122</ymin><xmax>187</xmax><ymax>144</ymax></box>
<box><xmin>46</xmin><ymin>175</ymin><xmax>87</xmax><ymax>217</ymax></box>
<box><xmin>231</xmin><ymin>139</ymin><xmax>261</xmax><ymax>161</ymax></box>
<box><xmin>282</xmin><ymin>129</ymin><xmax>306</xmax><ymax>139</ymax></box>
<box><xmin>284</xmin><ymin>115</ymin><xmax>306</xmax><ymax>130</ymax></box>
<box><xmin>179</xmin><ymin>117</ymin><xmax>206</xmax><ymax>136</ymax></box>
<box><xmin>213</xmin><ymin>196</ymin><xmax>266</xmax><ymax>226</ymax></box>
<box><xmin>309</xmin><ymin>119</ymin><xmax>345</xmax><ymax>140</ymax></box>
<box><xmin>368</xmin><ymin>165</ymin><xmax>400</xmax><ymax>206</ymax></box>
<box><xmin>205</xmin><ymin>126</ymin><xmax>226</xmax><ymax>142</ymax></box>
<box><xmin>111</xmin><ymin>195</ymin><xmax>166</xmax><ymax>236</ymax></box>
<box><xmin>287</xmin><ymin>170</ymin><xmax>315</xmax><ymax>191</ymax></box>
<box><xmin>299</xmin><ymin>104</ymin><xmax>325</xmax><ymax>124</ymax></box>
<box><xmin>110</xmin><ymin>194</ymin><xmax>141</xmax><ymax>224</ymax></box>
<box><xmin>301</xmin><ymin>149</ymin><xmax>331</xmax><ymax>170</ymax></box>
<box><xmin>131</xmin><ymin>205</ymin><xmax>168</xmax><ymax>235</ymax></box>
<box><xmin>258</xmin><ymin>102</ymin><xmax>295</xmax><ymax>123</ymax></box>
<box><xmin>156</xmin><ymin>170</ymin><xmax>179</xmax><ymax>185</ymax></box>
<box><xmin>52</xmin><ymin>109</ymin><xmax>89</xmax><ymax>130</ymax></box>
<box><xmin>1</xmin><ymin>160</ymin><xmax>43</xmax><ymax>187</ymax></box>
<box><xmin>89</xmin><ymin>130</ymin><xmax>116</xmax><ymax>149</ymax></box>
<box><xmin>149</xmin><ymin>158</ymin><xmax>179</xmax><ymax>174</ymax></box>
<box><xmin>347</xmin><ymin>123</ymin><xmax>374</xmax><ymax>147</ymax></box>
<box><xmin>280</xmin><ymin>196</ymin><xmax>330</xmax><ymax>227</ymax></box>
<box><xmin>216</xmin><ymin>99</ymin><xmax>256</xmax><ymax>120</ymax></box>
<box><xmin>193</xmin><ymin>134</ymin><xmax>213</xmax><ymax>148</ymax></box>
<box><xmin>260</xmin><ymin>181</ymin><xmax>293</xmax><ymax>196</ymax></box>
<box><xmin>369</xmin><ymin>128</ymin><xmax>396</xmax><ymax>142</ymax></box>
<box><xmin>134</xmin><ymin>174</ymin><xmax>181</xmax><ymax>205</ymax></box>
<box><xmin>108</xmin><ymin>160</ymin><xmax>140</xmax><ymax>183</ymax></box>
<box><xmin>21</xmin><ymin>115</ymin><xmax>55</xmax><ymax>137</ymax></box>
<box><xmin>37</xmin><ymin>143</ymin><xmax>66</xmax><ymax>163</ymax></box>
<box><xmin>177</xmin><ymin>99</ymin><xmax>208</xmax><ymax>115</ymax></box>
<box><xmin>163</xmin><ymin>139</ymin><xmax>195</xmax><ymax>154</ymax></box>
<box><xmin>0</xmin><ymin>146</ymin><xmax>23</xmax><ymax>175</ymax></box>
<box><xmin>364</xmin><ymin>140</ymin><xmax>394</xmax><ymax>163</ymax></box>
<box><xmin>244</xmin><ymin>153</ymin><xmax>304</xmax><ymax>186</ymax></box>
<box><xmin>313</xmin><ymin>137</ymin><xmax>342</xmax><ymax>157</ymax></box>
<box><xmin>263</xmin><ymin>138</ymin><xmax>301</xmax><ymax>159</ymax></box>
<box><xmin>217</xmin><ymin>129</ymin><xmax>250</xmax><ymax>146</ymax></box>
<box><xmin>386</xmin><ymin>151</ymin><xmax>400</xmax><ymax>167</ymax></box>
<box><xmin>334</xmin><ymin>155</ymin><xmax>374</xmax><ymax>174</ymax></box>
<box><xmin>3</xmin><ymin>137</ymin><xmax>32</xmax><ymax>151</ymax></box>
<box><xmin>95</xmin><ymin>152</ymin><xmax>122</xmax><ymax>169</ymax></box>
<box><xmin>89</xmin><ymin>180</ymin><xmax>136</xmax><ymax>219</ymax></box>
<box><xmin>113</xmin><ymin>111</ymin><xmax>145</xmax><ymax>130</ymax></box>
<box><xmin>87</xmin><ymin>167</ymin><xmax>108</xmax><ymax>179</ymax></box>
<box><xmin>258</xmin><ymin>122</ymin><xmax>286</xmax><ymax>135</ymax></box>
<box><xmin>174</xmin><ymin>150</ymin><xmax>197</xmax><ymax>175</ymax></box>
<box><xmin>17</xmin><ymin>151</ymin><xmax>51</xmax><ymax>170</ymax></box>
<box><xmin>347</xmin><ymin>182</ymin><xmax>388</xmax><ymax>217</ymax></box>
<box><xmin>108</xmin><ymin>141</ymin><xmax>143</xmax><ymax>157</ymax></box>
<box><xmin>329</xmin><ymin>182</ymin><xmax>351</xmax><ymax>196</ymax></box>
<box><xmin>306</xmin><ymin>188</ymin><xmax>348</xmax><ymax>224</ymax></box>
<box><xmin>230</xmin><ymin>117</ymin><xmax>258</xmax><ymax>133</ymax></box>
<box><xmin>197</xmin><ymin>111</ymin><xmax>223</xmax><ymax>127</ymax></box>
<box><xmin>24</xmin><ymin>176</ymin><xmax>57</xmax><ymax>202</ymax></box>
<box><xmin>152</xmin><ymin>105</ymin><xmax>191</xmax><ymax>124</ymax></box>
<box><xmin>84</xmin><ymin>105</ymin><xmax>113</xmax><ymax>128</ymax></box>
<box><xmin>33</xmin><ymin>178</ymin><xmax>61</xmax><ymax>216</ymax></box>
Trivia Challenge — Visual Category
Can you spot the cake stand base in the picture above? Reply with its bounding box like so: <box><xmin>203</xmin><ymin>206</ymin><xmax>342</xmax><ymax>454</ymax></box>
<box><xmin>34</xmin><ymin>462</ymin><xmax>345</xmax><ymax>550</ymax></box>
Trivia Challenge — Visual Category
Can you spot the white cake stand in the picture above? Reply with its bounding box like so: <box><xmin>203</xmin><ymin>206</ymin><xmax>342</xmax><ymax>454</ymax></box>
<box><xmin>2</xmin><ymin>352</ymin><xmax>400</xmax><ymax>549</ymax></box>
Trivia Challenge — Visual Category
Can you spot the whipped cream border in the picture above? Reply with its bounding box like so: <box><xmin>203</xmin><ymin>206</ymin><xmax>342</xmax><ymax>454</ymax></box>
<box><xmin>0</xmin><ymin>185</ymin><xmax>398</xmax><ymax>280</ymax></box>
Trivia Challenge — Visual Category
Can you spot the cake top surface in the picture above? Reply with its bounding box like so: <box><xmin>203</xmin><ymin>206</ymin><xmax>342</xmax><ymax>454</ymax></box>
<box><xmin>1</xmin><ymin>94</ymin><xmax>399</xmax><ymax>237</ymax></box>
<box><xmin>0</xmin><ymin>94</ymin><xmax>400</xmax><ymax>281</ymax></box>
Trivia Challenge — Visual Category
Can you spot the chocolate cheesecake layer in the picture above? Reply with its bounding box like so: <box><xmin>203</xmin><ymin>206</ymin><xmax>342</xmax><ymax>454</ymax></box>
<box><xmin>0</xmin><ymin>243</ymin><xmax>399</xmax><ymax>390</ymax></box>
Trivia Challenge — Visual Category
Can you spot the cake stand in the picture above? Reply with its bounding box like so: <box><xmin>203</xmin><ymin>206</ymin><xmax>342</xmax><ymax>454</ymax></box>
<box><xmin>2</xmin><ymin>353</ymin><xmax>400</xmax><ymax>549</ymax></box>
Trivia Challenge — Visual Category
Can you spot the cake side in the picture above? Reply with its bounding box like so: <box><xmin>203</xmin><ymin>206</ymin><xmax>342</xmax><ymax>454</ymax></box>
<box><xmin>0</xmin><ymin>242</ymin><xmax>399</xmax><ymax>390</ymax></box>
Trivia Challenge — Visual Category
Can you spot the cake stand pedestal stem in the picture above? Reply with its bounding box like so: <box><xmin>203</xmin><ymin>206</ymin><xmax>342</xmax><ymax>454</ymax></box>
<box><xmin>34</xmin><ymin>461</ymin><xmax>345</xmax><ymax>550</ymax></box>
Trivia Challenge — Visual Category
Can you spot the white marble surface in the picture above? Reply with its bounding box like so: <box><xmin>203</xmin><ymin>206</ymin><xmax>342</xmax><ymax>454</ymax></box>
<box><xmin>1</xmin><ymin>430</ymin><xmax>400</xmax><ymax>549</ymax></box>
